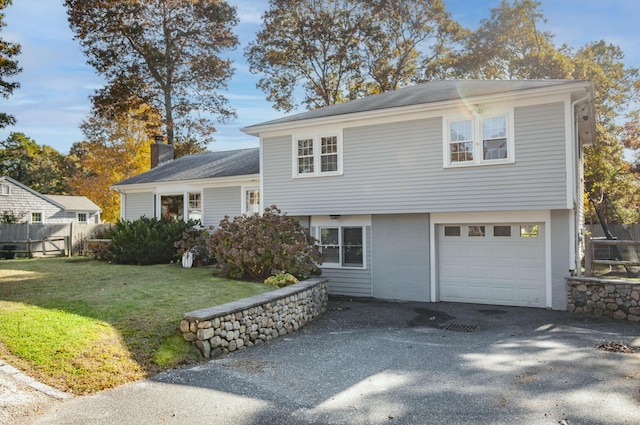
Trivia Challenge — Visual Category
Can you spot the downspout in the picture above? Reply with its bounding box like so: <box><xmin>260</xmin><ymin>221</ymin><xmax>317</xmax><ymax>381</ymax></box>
<box><xmin>571</xmin><ymin>91</ymin><xmax>590</xmax><ymax>275</ymax></box>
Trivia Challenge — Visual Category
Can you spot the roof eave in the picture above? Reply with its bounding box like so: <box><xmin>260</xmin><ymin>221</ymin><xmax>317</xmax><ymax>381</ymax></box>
<box><xmin>242</xmin><ymin>81</ymin><xmax>592</xmax><ymax>136</ymax></box>
<box><xmin>111</xmin><ymin>173</ymin><xmax>261</xmax><ymax>192</ymax></box>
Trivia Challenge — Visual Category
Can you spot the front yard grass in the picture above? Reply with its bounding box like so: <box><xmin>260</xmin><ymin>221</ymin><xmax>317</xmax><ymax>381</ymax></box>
<box><xmin>0</xmin><ymin>257</ymin><xmax>274</xmax><ymax>394</ymax></box>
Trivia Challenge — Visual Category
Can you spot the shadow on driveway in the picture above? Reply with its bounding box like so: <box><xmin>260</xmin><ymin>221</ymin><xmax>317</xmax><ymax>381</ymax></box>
<box><xmin>29</xmin><ymin>297</ymin><xmax>640</xmax><ymax>425</ymax></box>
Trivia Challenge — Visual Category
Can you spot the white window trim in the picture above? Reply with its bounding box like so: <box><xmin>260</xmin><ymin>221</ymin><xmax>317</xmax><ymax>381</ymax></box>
<box><xmin>76</xmin><ymin>212</ymin><xmax>88</xmax><ymax>223</ymax></box>
<box><xmin>241</xmin><ymin>186</ymin><xmax>261</xmax><ymax>216</ymax></box>
<box><xmin>292</xmin><ymin>130</ymin><xmax>344</xmax><ymax>178</ymax></box>
<box><xmin>312</xmin><ymin>215</ymin><xmax>370</xmax><ymax>270</ymax></box>
<box><xmin>30</xmin><ymin>211</ymin><xmax>44</xmax><ymax>223</ymax></box>
<box><xmin>187</xmin><ymin>192</ymin><xmax>202</xmax><ymax>223</ymax></box>
<box><xmin>443</xmin><ymin>107</ymin><xmax>515</xmax><ymax>168</ymax></box>
<box><xmin>0</xmin><ymin>184</ymin><xmax>10</xmax><ymax>195</ymax></box>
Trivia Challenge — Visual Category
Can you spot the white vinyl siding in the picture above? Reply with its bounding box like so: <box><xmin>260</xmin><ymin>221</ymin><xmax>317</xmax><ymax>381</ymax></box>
<box><xmin>123</xmin><ymin>192</ymin><xmax>154</xmax><ymax>221</ymax></box>
<box><xmin>371</xmin><ymin>214</ymin><xmax>430</xmax><ymax>302</ymax></box>
<box><xmin>262</xmin><ymin>102</ymin><xmax>567</xmax><ymax>216</ymax></box>
<box><xmin>202</xmin><ymin>186</ymin><xmax>241</xmax><ymax>228</ymax></box>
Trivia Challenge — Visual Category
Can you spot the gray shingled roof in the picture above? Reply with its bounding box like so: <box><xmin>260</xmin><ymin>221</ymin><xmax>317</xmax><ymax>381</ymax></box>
<box><xmin>44</xmin><ymin>195</ymin><xmax>102</xmax><ymax>212</ymax></box>
<box><xmin>243</xmin><ymin>79</ymin><xmax>588</xmax><ymax>132</ymax></box>
<box><xmin>113</xmin><ymin>147</ymin><xmax>259</xmax><ymax>187</ymax></box>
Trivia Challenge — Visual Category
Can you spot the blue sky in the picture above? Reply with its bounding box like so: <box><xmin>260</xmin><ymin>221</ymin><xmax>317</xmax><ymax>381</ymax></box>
<box><xmin>1</xmin><ymin>0</ymin><xmax>639</xmax><ymax>154</ymax></box>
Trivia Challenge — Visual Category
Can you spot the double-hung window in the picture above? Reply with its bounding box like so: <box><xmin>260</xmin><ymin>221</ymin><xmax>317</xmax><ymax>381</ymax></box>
<box><xmin>77</xmin><ymin>212</ymin><xmax>88</xmax><ymax>223</ymax></box>
<box><xmin>188</xmin><ymin>193</ymin><xmax>201</xmax><ymax>222</ymax></box>
<box><xmin>243</xmin><ymin>188</ymin><xmax>261</xmax><ymax>215</ymax></box>
<box><xmin>445</xmin><ymin>109</ymin><xmax>514</xmax><ymax>167</ymax></box>
<box><xmin>319</xmin><ymin>226</ymin><xmax>364</xmax><ymax>268</ymax></box>
<box><xmin>293</xmin><ymin>132</ymin><xmax>342</xmax><ymax>177</ymax></box>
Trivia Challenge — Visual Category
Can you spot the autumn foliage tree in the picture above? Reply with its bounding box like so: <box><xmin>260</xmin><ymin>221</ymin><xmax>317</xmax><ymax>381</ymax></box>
<box><xmin>65</xmin><ymin>0</ymin><xmax>239</xmax><ymax>148</ymax></box>
<box><xmin>67</xmin><ymin>106</ymin><xmax>161</xmax><ymax>222</ymax></box>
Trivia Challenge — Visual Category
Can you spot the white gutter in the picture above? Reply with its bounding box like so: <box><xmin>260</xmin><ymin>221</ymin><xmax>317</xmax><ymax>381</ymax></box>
<box><xmin>570</xmin><ymin>90</ymin><xmax>591</xmax><ymax>274</ymax></box>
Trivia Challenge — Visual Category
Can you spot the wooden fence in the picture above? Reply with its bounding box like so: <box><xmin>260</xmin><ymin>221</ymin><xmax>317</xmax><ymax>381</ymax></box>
<box><xmin>0</xmin><ymin>223</ymin><xmax>111</xmax><ymax>258</ymax></box>
<box><xmin>584</xmin><ymin>237</ymin><xmax>640</xmax><ymax>277</ymax></box>
<box><xmin>585</xmin><ymin>224</ymin><xmax>640</xmax><ymax>240</ymax></box>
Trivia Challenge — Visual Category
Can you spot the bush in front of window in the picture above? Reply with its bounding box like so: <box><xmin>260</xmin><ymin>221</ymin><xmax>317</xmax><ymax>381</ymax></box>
<box><xmin>208</xmin><ymin>205</ymin><xmax>322</xmax><ymax>281</ymax></box>
<box><xmin>101</xmin><ymin>217</ymin><xmax>197</xmax><ymax>265</ymax></box>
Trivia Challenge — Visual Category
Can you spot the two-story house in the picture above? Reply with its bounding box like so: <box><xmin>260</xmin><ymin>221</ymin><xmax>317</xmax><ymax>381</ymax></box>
<box><xmin>242</xmin><ymin>80</ymin><xmax>595</xmax><ymax>310</ymax></box>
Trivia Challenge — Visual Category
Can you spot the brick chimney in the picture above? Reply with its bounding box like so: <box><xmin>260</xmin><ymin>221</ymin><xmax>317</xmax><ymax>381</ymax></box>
<box><xmin>150</xmin><ymin>136</ymin><xmax>174</xmax><ymax>168</ymax></box>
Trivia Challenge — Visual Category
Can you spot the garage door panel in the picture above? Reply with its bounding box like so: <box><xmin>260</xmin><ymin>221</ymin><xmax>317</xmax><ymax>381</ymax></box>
<box><xmin>438</xmin><ymin>223</ymin><xmax>546</xmax><ymax>308</ymax></box>
<box><xmin>493</xmin><ymin>265</ymin><xmax>514</xmax><ymax>279</ymax></box>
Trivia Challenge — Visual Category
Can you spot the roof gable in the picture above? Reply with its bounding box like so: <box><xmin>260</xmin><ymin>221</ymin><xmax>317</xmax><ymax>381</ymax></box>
<box><xmin>0</xmin><ymin>176</ymin><xmax>67</xmax><ymax>210</ymax></box>
<box><xmin>113</xmin><ymin>147</ymin><xmax>260</xmax><ymax>187</ymax></box>
<box><xmin>44</xmin><ymin>195</ymin><xmax>101</xmax><ymax>212</ymax></box>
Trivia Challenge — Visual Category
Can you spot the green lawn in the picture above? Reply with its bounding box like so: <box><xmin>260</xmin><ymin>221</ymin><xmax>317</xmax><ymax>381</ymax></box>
<box><xmin>0</xmin><ymin>257</ymin><xmax>274</xmax><ymax>394</ymax></box>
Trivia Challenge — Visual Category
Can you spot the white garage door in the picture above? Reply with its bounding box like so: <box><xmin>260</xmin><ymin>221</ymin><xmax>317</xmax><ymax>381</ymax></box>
<box><xmin>438</xmin><ymin>223</ymin><xmax>546</xmax><ymax>308</ymax></box>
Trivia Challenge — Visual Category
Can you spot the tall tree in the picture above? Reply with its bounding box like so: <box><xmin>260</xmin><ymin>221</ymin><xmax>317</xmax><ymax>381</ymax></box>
<box><xmin>453</xmin><ymin>0</ymin><xmax>573</xmax><ymax>80</ymax></box>
<box><xmin>573</xmin><ymin>41</ymin><xmax>640</xmax><ymax>223</ymax></box>
<box><xmin>67</xmin><ymin>105</ymin><xmax>161</xmax><ymax>223</ymax></box>
<box><xmin>246</xmin><ymin>0</ymin><xmax>362</xmax><ymax>112</ymax></box>
<box><xmin>65</xmin><ymin>0</ymin><xmax>239</xmax><ymax>147</ymax></box>
<box><xmin>450</xmin><ymin>1</ymin><xmax>640</xmax><ymax>223</ymax></box>
<box><xmin>359</xmin><ymin>0</ymin><xmax>465</xmax><ymax>95</ymax></box>
<box><xmin>246</xmin><ymin>0</ymin><xmax>462</xmax><ymax>111</ymax></box>
<box><xmin>0</xmin><ymin>132</ymin><xmax>70</xmax><ymax>194</ymax></box>
<box><xmin>0</xmin><ymin>0</ymin><xmax>21</xmax><ymax>128</ymax></box>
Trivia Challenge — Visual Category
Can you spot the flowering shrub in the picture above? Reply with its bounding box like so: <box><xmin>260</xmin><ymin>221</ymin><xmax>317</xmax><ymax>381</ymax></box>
<box><xmin>264</xmin><ymin>272</ymin><xmax>299</xmax><ymax>288</ymax></box>
<box><xmin>208</xmin><ymin>206</ymin><xmax>322</xmax><ymax>281</ymax></box>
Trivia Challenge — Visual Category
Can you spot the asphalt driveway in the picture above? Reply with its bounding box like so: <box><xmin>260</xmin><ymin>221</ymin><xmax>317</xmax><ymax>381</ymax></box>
<box><xmin>25</xmin><ymin>298</ymin><xmax>640</xmax><ymax>425</ymax></box>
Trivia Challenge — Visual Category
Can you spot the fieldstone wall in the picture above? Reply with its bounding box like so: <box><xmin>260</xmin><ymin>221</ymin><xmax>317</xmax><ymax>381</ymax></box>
<box><xmin>567</xmin><ymin>277</ymin><xmax>640</xmax><ymax>321</ymax></box>
<box><xmin>180</xmin><ymin>278</ymin><xmax>328</xmax><ymax>359</ymax></box>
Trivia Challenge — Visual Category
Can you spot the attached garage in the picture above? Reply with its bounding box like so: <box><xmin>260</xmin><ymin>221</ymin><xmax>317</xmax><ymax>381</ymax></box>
<box><xmin>436</xmin><ymin>222</ymin><xmax>546</xmax><ymax>308</ymax></box>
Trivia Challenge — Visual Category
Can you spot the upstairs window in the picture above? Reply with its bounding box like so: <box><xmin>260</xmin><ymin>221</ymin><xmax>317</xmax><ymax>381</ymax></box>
<box><xmin>0</xmin><ymin>184</ymin><xmax>10</xmax><ymax>195</ymax></box>
<box><xmin>293</xmin><ymin>132</ymin><xmax>342</xmax><ymax>177</ymax></box>
<box><xmin>445</xmin><ymin>109</ymin><xmax>514</xmax><ymax>167</ymax></box>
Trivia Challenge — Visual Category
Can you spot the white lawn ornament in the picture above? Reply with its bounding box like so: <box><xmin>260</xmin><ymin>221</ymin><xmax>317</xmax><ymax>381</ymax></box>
<box><xmin>181</xmin><ymin>251</ymin><xmax>194</xmax><ymax>268</ymax></box>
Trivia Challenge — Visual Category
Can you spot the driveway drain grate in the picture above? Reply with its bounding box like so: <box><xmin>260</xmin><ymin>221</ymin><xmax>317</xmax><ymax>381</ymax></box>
<box><xmin>442</xmin><ymin>323</ymin><xmax>479</xmax><ymax>333</ymax></box>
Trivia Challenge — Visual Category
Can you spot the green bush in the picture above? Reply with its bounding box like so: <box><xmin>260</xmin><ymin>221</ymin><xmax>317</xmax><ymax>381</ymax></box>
<box><xmin>208</xmin><ymin>206</ymin><xmax>322</xmax><ymax>281</ymax></box>
<box><xmin>102</xmin><ymin>217</ymin><xmax>196</xmax><ymax>265</ymax></box>
<box><xmin>264</xmin><ymin>272</ymin><xmax>299</xmax><ymax>288</ymax></box>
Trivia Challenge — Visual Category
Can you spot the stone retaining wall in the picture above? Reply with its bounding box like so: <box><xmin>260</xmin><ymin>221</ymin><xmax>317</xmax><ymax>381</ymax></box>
<box><xmin>180</xmin><ymin>278</ymin><xmax>328</xmax><ymax>359</ymax></box>
<box><xmin>567</xmin><ymin>277</ymin><xmax>640</xmax><ymax>322</ymax></box>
